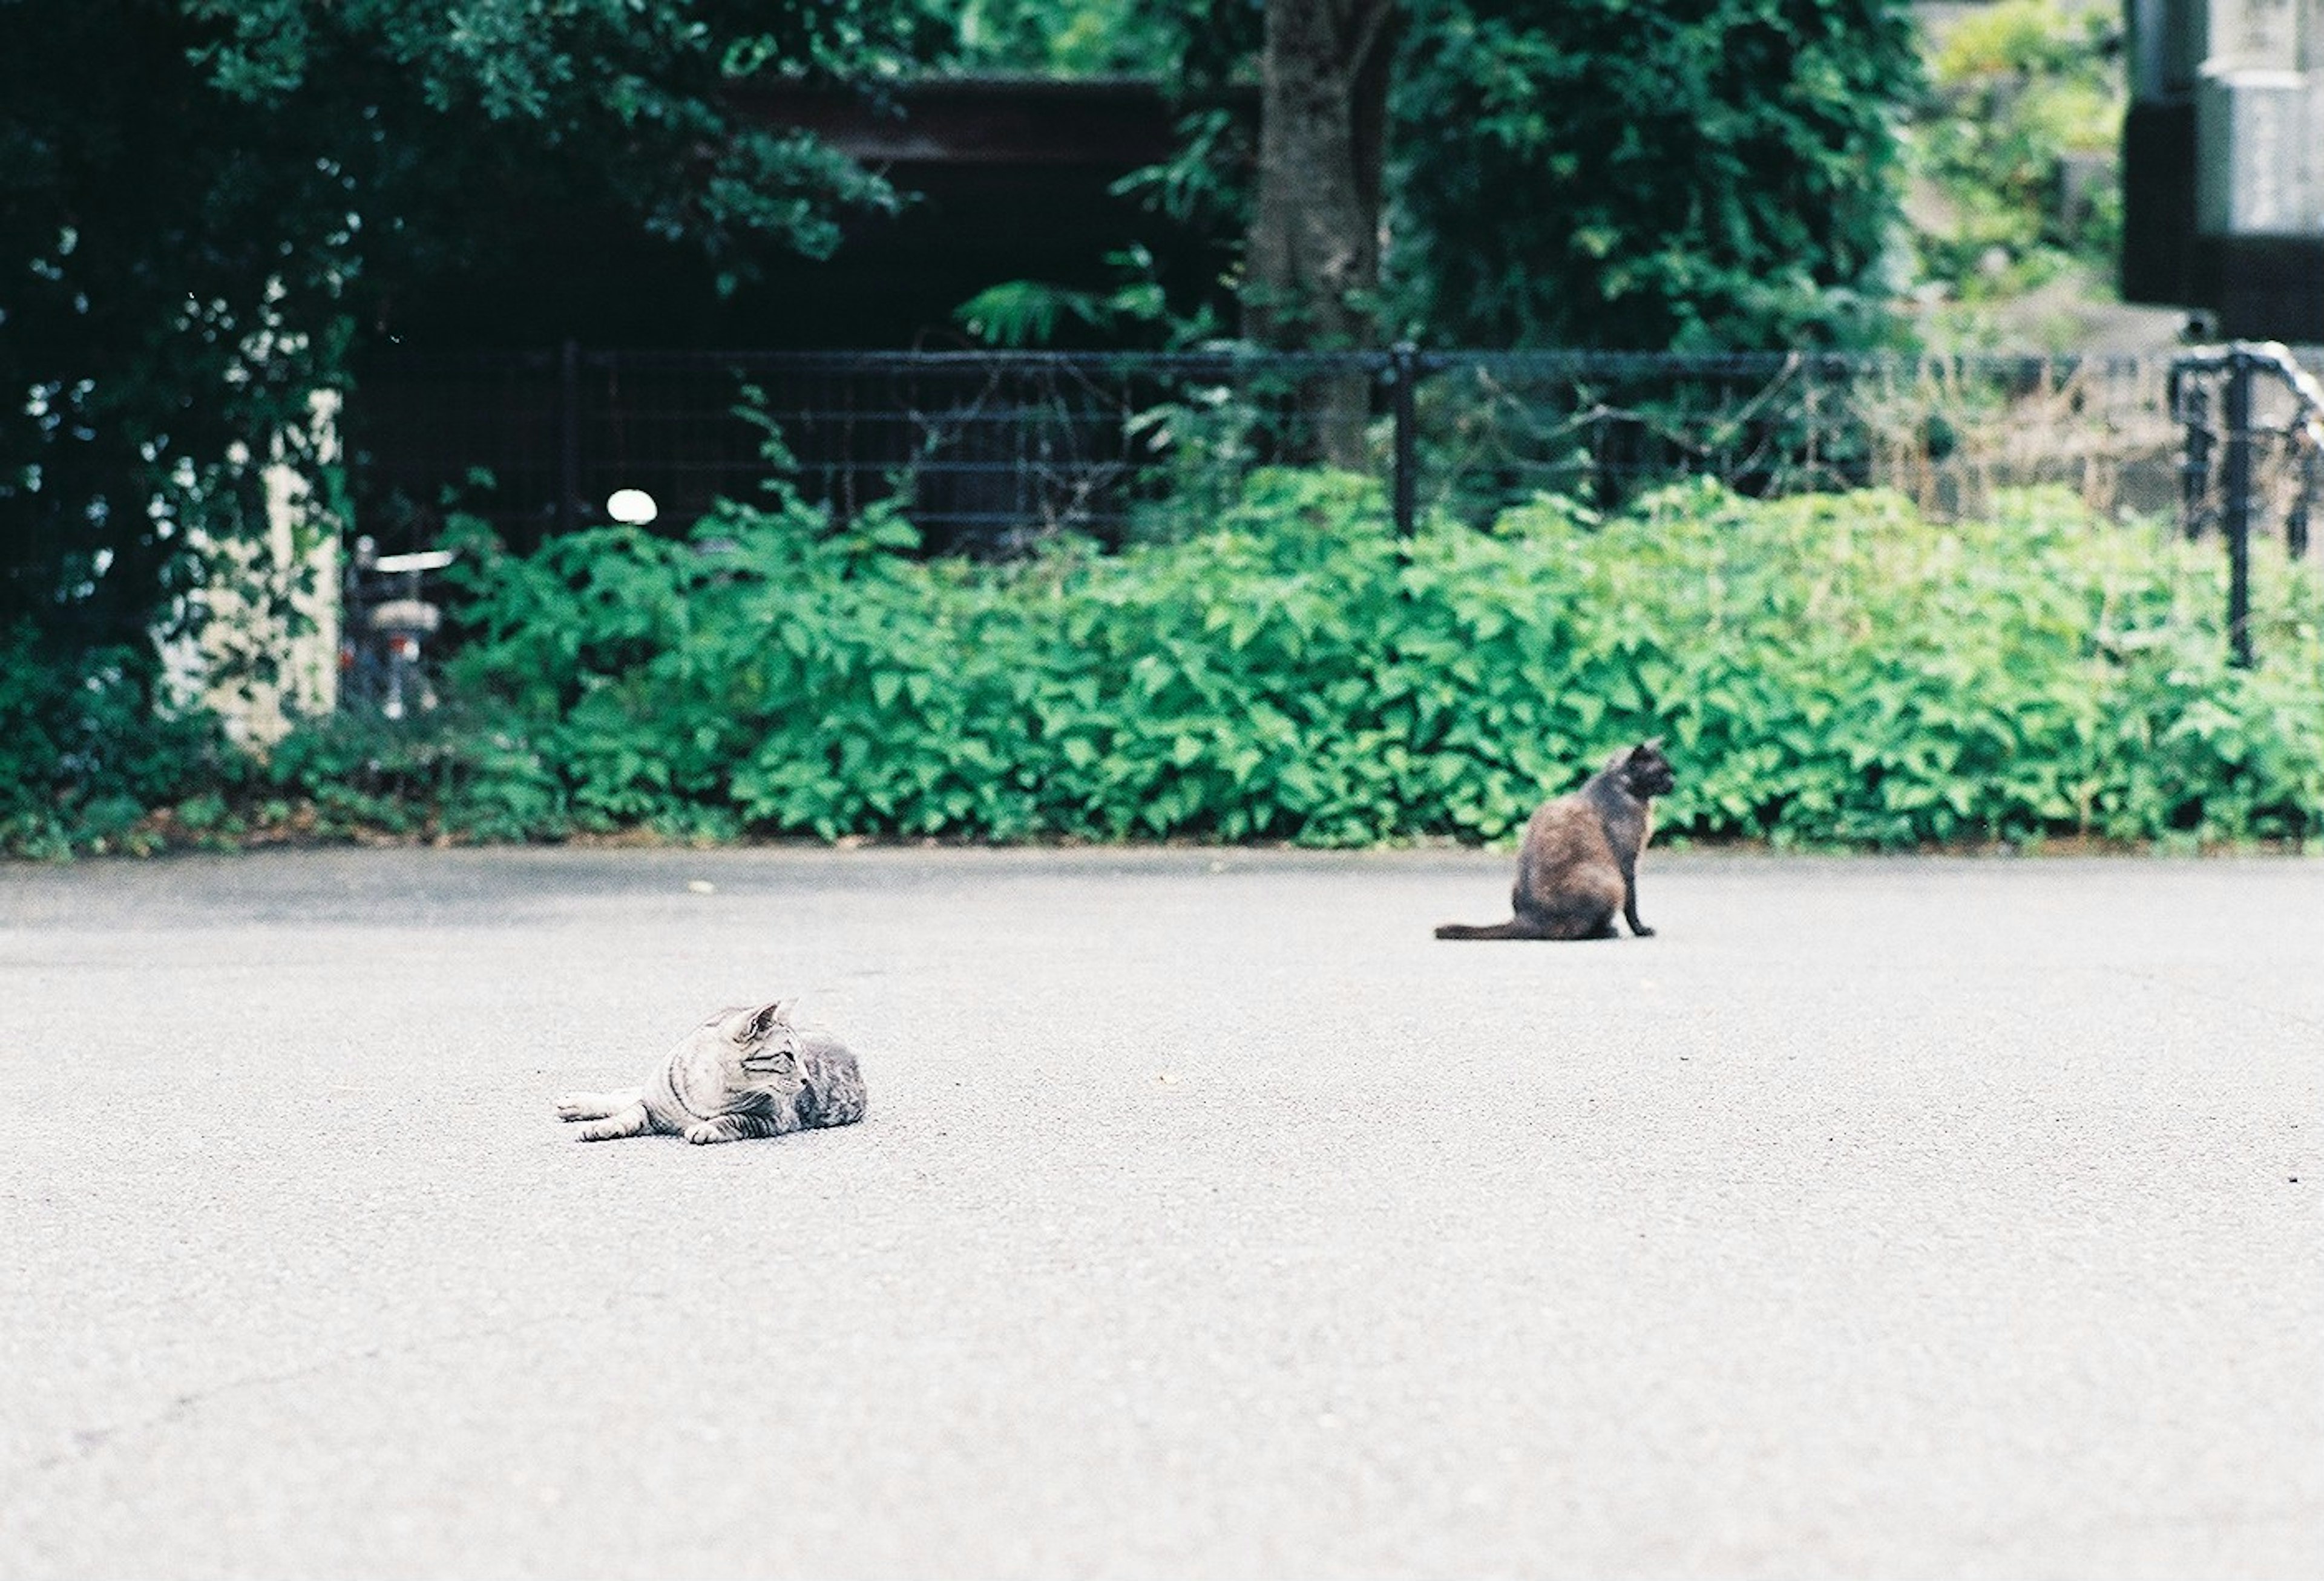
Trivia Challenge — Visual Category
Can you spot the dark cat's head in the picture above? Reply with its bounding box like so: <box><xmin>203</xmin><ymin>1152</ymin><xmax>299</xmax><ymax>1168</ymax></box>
<box><xmin>1615</xmin><ymin>739</ymin><xmax>1675</xmax><ymax>799</ymax></box>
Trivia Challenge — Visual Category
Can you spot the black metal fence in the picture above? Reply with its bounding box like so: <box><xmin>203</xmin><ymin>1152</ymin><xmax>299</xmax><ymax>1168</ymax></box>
<box><xmin>347</xmin><ymin>342</ymin><xmax>2324</xmax><ymax>653</ymax></box>
<box><xmin>2168</xmin><ymin>345</ymin><xmax>2324</xmax><ymax>665</ymax></box>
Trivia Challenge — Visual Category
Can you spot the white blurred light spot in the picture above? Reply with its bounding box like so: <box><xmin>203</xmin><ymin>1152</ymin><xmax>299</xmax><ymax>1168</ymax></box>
<box><xmin>606</xmin><ymin>488</ymin><xmax>658</xmax><ymax>525</ymax></box>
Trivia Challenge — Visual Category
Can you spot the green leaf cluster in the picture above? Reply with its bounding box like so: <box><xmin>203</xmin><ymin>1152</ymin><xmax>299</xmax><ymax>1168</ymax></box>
<box><xmin>1387</xmin><ymin>0</ymin><xmax>1922</xmax><ymax>350</ymax></box>
<box><xmin>0</xmin><ymin>624</ymin><xmax>233</xmax><ymax>859</ymax></box>
<box><xmin>194</xmin><ymin>476</ymin><xmax>2324</xmax><ymax>854</ymax></box>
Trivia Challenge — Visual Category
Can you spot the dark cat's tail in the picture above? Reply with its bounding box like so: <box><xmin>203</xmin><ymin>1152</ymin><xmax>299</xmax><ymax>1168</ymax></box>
<box><xmin>1434</xmin><ymin>917</ymin><xmax>1551</xmax><ymax>940</ymax></box>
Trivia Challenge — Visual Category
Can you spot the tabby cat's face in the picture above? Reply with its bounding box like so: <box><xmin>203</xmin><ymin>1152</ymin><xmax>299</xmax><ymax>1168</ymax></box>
<box><xmin>704</xmin><ymin>1000</ymin><xmax>806</xmax><ymax>1095</ymax></box>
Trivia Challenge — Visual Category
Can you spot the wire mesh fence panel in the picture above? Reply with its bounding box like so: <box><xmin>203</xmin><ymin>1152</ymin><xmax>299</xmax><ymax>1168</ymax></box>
<box><xmin>349</xmin><ymin>350</ymin><xmax>565</xmax><ymax>552</ymax></box>
<box><xmin>592</xmin><ymin>353</ymin><xmax>1119</xmax><ymax>553</ymax></box>
<box><xmin>1841</xmin><ymin>354</ymin><xmax>2185</xmax><ymax>522</ymax></box>
<box><xmin>350</xmin><ymin>349</ymin><xmax>1350</xmax><ymax>555</ymax></box>
<box><xmin>2169</xmin><ymin>349</ymin><xmax>2324</xmax><ymax>556</ymax></box>
<box><xmin>1403</xmin><ymin>351</ymin><xmax>2190</xmax><ymax>525</ymax></box>
<box><xmin>346</xmin><ymin>345</ymin><xmax>2319</xmax><ymax>557</ymax></box>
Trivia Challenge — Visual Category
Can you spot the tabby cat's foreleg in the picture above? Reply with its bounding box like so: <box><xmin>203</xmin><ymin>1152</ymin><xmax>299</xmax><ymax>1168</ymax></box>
<box><xmin>681</xmin><ymin>1113</ymin><xmax>787</xmax><ymax>1145</ymax></box>
<box><xmin>559</xmin><ymin>1087</ymin><xmax>652</xmax><ymax>1140</ymax></box>
<box><xmin>556</xmin><ymin>1087</ymin><xmax>643</xmax><ymax>1122</ymax></box>
<box><xmin>573</xmin><ymin>1102</ymin><xmax>652</xmax><ymax>1142</ymax></box>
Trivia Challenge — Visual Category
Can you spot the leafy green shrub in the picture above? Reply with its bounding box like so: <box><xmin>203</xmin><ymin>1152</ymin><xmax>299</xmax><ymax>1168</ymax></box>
<box><xmin>289</xmin><ymin>471</ymin><xmax>2323</xmax><ymax>851</ymax></box>
<box><xmin>16</xmin><ymin>473</ymin><xmax>2317</xmax><ymax>858</ymax></box>
<box><xmin>1459</xmin><ymin>484</ymin><xmax>2324</xmax><ymax>847</ymax></box>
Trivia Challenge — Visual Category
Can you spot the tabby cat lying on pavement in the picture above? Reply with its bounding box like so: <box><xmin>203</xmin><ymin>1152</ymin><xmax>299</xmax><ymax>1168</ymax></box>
<box><xmin>1436</xmin><ymin>740</ymin><xmax>1676</xmax><ymax>941</ymax></box>
<box><xmin>556</xmin><ymin>1000</ymin><xmax>867</xmax><ymax>1144</ymax></box>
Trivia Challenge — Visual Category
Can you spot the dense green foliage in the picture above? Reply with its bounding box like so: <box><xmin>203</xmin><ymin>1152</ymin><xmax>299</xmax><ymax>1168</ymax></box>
<box><xmin>0</xmin><ymin>624</ymin><xmax>233</xmax><ymax>859</ymax></box>
<box><xmin>1</xmin><ymin>0</ymin><xmax>911</xmax><ymax>649</ymax></box>
<box><xmin>426</xmin><ymin>478</ymin><xmax>2324</xmax><ymax>848</ymax></box>
<box><xmin>19</xmin><ymin>477</ymin><xmax>2316</xmax><ymax>859</ymax></box>
<box><xmin>1387</xmin><ymin>0</ymin><xmax>1920</xmax><ymax>350</ymax></box>
<box><xmin>954</xmin><ymin>1</ymin><xmax>1923</xmax><ymax>353</ymax></box>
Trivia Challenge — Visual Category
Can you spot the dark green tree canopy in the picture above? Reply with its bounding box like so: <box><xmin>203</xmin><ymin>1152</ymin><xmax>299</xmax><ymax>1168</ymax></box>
<box><xmin>1</xmin><ymin>0</ymin><xmax>912</xmax><ymax>643</ymax></box>
<box><xmin>1071</xmin><ymin>0</ymin><xmax>1919</xmax><ymax>351</ymax></box>
<box><xmin>1390</xmin><ymin>0</ymin><xmax>1920</xmax><ymax>350</ymax></box>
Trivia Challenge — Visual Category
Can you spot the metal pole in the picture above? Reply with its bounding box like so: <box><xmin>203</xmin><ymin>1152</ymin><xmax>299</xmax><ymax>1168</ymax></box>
<box><xmin>2178</xmin><ymin>381</ymin><xmax>2211</xmax><ymax>542</ymax></box>
<box><xmin>558</xmin><ymin>338</ymin><xmax>582</xmax><ymax>540</ymax></box>
<box><xmin>2290</xmin><ymin>446</ymin><xmax>2316</xmax><ymax>560</ymax></box>
<box><xmin>2156</xmin><ymin>351</ymin><xmax>2212</xmax><ymax>544</ymax></box>
<box><xmin>2222</xmin><ymin>347</ymin><xmax>2254</xmax><ymax>668</ymax></box>
<box><xmin>1390</xmin><ymin>342</ymin><xmax>1418</xmax><ymax>537</ymax></box>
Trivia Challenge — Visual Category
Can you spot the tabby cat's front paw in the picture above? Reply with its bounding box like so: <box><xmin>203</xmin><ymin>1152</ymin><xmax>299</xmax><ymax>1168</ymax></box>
<box><xmin>683</xmin><ymin>1119</ymin><xmax>733</xmax><ymax>1145</ymax></box>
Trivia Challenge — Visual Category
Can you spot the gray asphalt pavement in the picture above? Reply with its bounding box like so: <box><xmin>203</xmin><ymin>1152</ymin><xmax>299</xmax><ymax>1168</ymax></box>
<box><xmin>1</xmin><ymin>846</ymin><xmax>2318</xmax><ymax>1579</ymax></box>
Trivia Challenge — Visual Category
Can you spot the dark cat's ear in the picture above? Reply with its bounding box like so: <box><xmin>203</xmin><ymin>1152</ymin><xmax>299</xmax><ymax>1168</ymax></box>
<box><xmin>1632</xmin><ymin>738</ymin><xmax>1666</xmax><ymax>759</ymax></box>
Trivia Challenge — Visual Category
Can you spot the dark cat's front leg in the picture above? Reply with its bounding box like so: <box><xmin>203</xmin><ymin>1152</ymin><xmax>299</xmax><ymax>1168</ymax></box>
<box><xmin>1620</xmin><ymin>865</ymin><xmax>1653</xmax><ymax>937</ymax></box>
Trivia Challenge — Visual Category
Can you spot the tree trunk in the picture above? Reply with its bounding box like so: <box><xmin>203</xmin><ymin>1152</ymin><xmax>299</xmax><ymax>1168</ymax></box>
<box><xmin>1246</xmin><ymin>0</ymin><xmax>1397</xmax><ymax>470</ymax></box>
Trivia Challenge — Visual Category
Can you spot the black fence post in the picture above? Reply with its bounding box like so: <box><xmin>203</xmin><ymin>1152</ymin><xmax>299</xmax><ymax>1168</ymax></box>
<box><xmin>1390</xmin><ymin>342</ymin><xmax>1419</xmax><ymax>537</ymax></box>
<box><xmin>2289</xmin><ymin>446</ymin><xmax>2316</xmax><ymax>560</ymax></box>
<box><xmin>558</xmin><ymin>338</ymin><xmax>582</xmax><ymax>540</ymax></box>
<box><xmin>2222</xmin><ymin>347</ymin><xmax>2254</xmax><ymax>669</ymax></box>
<box><xmin>2176</xmin><ymin>378</ymin><xmax>2212</xmax><ymax>542</ymax></box>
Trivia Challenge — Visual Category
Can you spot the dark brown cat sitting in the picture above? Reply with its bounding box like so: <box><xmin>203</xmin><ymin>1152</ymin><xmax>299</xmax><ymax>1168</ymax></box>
<box><xmin>1436</xmin><ymin>740</ymin><xmax>1676</xmax><ymax>941</ymax></box>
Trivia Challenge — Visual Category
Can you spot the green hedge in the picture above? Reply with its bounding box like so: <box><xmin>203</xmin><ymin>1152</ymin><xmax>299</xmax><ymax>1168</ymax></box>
<box><xmin>10</xmin><ymin>471</ymin><xmax>2324</xmax><ymax>856</ymax></box>
<box><xmin>307</xmin><ymin>470</ymin><xmax>2324</xmax><ymax>848</ymax></box>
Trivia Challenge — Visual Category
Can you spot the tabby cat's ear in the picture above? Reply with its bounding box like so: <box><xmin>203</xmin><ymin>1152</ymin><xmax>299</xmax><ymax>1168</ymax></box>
<box><xmin>744</xmin><ymin>999</ymin><xmax>797</xmax><ymax>1041</ymax></box>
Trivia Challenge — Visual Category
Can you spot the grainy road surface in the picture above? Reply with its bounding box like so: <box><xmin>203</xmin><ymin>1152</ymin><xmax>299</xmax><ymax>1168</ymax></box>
<box><xmin>1</xmin><ymin>847</ymin><xmax>2317</xmax><ymax>1579</ymax></box>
